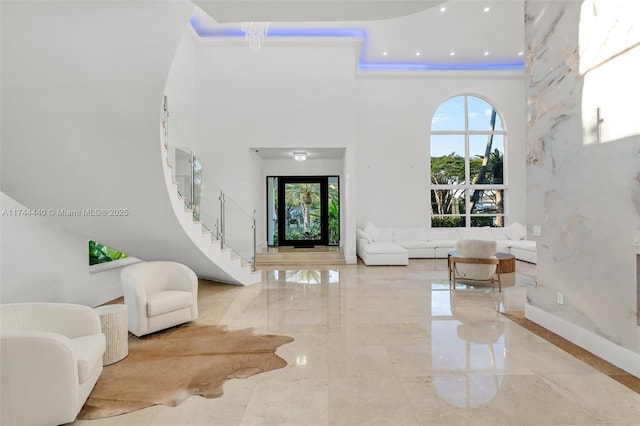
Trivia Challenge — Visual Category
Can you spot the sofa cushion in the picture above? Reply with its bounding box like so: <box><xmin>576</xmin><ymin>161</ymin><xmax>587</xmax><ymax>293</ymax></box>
<box><xmin>396</xmin><ymin>240</ymin><xmax>435</xmax><ymax>249</ymax></box>
<box><xmin>503</xmin><ymin>222</ymin><xmax>527</xmax><ymax>240</ymax></box>
<box><xmin>364</xmin><ymin>221</ymin><xmax>379</xmax><ymax>241</ymax></box>
<box><xmin>363</xmin><ymin>242</ymin><xmax>408</xmax><ymax>254</ymax></box>
<box><xmin>507</xmin><ymin>239</ymin><xmax>536</xmax><ymax>250</ymax></box>
<box><xmin>430</xmin><ymin>240</ymin><xmax>457</xmax><ymax>248</ymax></box>
<box><xmin>491</xmin><ymin>227</ymin><xmax>508</xmax><ymax>240</ymax></box>
<box><xmin>496</xmin><ymin>241</ymin><xmax>511</xmax><ymax>252</ymax></box>
<box><xmin>357</xmin><ymin>228</ymin><xmax>373</xmax><ymax>243</ymax></box>
<box><xmin>377</xmin><ymin>227</ymin><xmax>394</xmax><ymax>242</ymax></box>
<box><xmin>71</xmin><ymin>334</ymin><xmax>106</xmax><ymax>384</ymax></box>
<box><xmin>428</xmin><ymin>228</ymin><xmax>461</xmax><ymax>240</ymax></box>
<box><xmin>459</xmin><ymin>227</ymin><xmax>495</xmax><ymax>240</ymax></box>
<box><xmin>393</xmin><ymin>227</ymin><xmax>427</xmax><ymax>241</ymax></box>
<box><xmin>147</xmin><ymin>291</ymin><xmax>193</xmax><ymax>317</ymax></box>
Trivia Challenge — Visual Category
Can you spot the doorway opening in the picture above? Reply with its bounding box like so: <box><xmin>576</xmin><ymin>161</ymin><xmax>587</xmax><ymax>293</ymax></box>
<box><xmin>267</xmin><ymin>176</ymin><xmax>340</xmax><ymax>247</ymax></box>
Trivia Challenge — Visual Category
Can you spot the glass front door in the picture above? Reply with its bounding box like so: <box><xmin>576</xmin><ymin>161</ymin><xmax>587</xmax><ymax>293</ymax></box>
<box><xmin>279</xmin><ymin>177</ymin><xmax>327</xmax><ymax>246</ymax></box>
<box><xmin>267</xmin><ymin>176</ymin><xmax>339</xmax><ymax>247</ymax></box>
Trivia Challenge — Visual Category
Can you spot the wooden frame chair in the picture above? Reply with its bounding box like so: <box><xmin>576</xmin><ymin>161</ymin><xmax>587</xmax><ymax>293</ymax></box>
<box><xmin>450</xmin><ymin>256</ymin><xmax>502</xmax><ymax>292</ymax></box>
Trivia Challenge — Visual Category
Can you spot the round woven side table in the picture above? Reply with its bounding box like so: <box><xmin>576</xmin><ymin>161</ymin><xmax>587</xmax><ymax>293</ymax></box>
<box><xmin>94</xmin><ymin>304</ymin><xmax>129</xmax><ymax>365</ymax></box>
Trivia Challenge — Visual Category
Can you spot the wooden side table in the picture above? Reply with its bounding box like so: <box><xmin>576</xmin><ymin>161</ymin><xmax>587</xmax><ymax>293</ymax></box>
<box><xmin>94</xmin><ymin>304</ymin><xmax>129</xmax><ymax>365</ymax></box>
<box><xmin>496</xmin><ymin>252</ymin><xmax>516</xmax><ymax>273</ymax></box>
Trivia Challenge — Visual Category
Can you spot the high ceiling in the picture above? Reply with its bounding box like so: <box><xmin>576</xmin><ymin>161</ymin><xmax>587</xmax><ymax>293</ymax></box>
<box><xmin>191</xmin><ymin>0</ymin><xmax>525</xmax><ymax>70</ymax></box>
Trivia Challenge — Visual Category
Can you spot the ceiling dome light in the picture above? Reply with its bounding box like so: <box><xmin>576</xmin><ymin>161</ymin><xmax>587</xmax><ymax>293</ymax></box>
<box><xmin>518</xmin><ymin>51</ymin><xmax>524</xmax><ymax>56</ymax></box>
<box><xmin>484</xmin><ymin>7</ymin><xmax>491</xmax><ymax>12</ymax></box>
<box><xmin>382</xmin><ymin>51</ymin><xmax>388</xmax><ymax>56</ymax></box>
<box><xmin>293</xmin><ymin>152</ymin><xmax>307</xmax><ymax>161</ymax></box>
<box><xmin>416</xmin><ymin>52</ymin><xmax>421</xmax><ymax>56</ymax></box>
<box><xmin>450</xmin><ymin>51</ymin><xmax>456</xmax><ymax>56</ymax></box>
<box><xmin>484</xmin><ymin>51</ymin><xmax>490</xmax><ymax>56</ymax></box>
<box><xmin>440</xmin><ymin>7</ymin><xmax>446</xmax><ymax>12</ymax></box>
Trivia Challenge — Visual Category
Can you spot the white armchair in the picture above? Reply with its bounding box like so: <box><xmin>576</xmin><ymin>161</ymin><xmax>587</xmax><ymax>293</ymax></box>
<box><xmin>121</xmin><ymin>261</ymin><xmax>198</xmax><ymax>337</ymax></box>
<box><xmin>0</xmin><ymin>302</ymin><xmax>106</xmax><ymax>425</ymax></box>
<box><xmin>450</xmin><ymin>239</ymin><xmax>501</xmax><ymax>291</ymax></box>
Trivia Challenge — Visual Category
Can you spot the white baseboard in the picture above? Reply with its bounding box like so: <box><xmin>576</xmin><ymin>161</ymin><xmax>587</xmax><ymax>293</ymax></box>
<box><xmin>525</xmin><ymin>303</ymin><xmax>640</xmax><ymax>378</ymax></box>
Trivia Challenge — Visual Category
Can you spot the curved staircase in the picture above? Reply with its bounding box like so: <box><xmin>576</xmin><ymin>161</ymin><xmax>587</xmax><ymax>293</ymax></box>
<box><xmin>1</xmin><ymin>1</ymin><xmax>260</xmax><ymax>285</ymax></box>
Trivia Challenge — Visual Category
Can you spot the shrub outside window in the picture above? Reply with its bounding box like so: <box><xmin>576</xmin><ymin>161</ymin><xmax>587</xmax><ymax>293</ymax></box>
<box><xmin>89</xmin><ymin>240</ymin><xmax>128</xmax><ymax>265</ymax></box>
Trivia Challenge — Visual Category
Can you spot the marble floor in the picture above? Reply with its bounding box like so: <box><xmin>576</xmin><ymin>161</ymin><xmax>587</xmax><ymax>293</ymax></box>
<box><xmin>73</xmin><ymin>259</ymin><xmax>640</xmax><ymax>426</ymax></box>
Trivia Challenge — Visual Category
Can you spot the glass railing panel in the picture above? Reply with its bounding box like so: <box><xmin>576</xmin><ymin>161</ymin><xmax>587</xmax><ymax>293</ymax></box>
<box><xmin>167</xmin><ymin>138</ymin><xmax>177</xmax><ymax>181</ymax></box>
<box><xmin>165</xmin><ymin>114</ymin><xmax>193</xmax><ymax>202</ymax></box>
<box><xmin>173</xmin><ymin>147</ymin><xmax>192</xmax><ymax>208</ymax></box>
<box><xmin>166</xmin><ymin>112</ymin><xmax>176</xmax><ymax>166</ymax></box>
<box><xmin>198</xmin><ymin>163</ymin><xmax>222</xmax><ymax>240</ymax></box>
<box><xmin>192</xmin><ymin>156</ymin><xmax>202</xmax><ymax>221</ymax></box>
<box><xmin>223</xmin><ymin>196</ymin><xmax>255</xmax><ymax>264</ymax></box>
<box><xmin>164</xmin><ymin>105</ymin><xmax>255</xmax><ymax>267</ymax></box>
<box><xmin>166</xmin><ymin>113</ymin><xmax>190</xmax><ymax>185</ymax></box>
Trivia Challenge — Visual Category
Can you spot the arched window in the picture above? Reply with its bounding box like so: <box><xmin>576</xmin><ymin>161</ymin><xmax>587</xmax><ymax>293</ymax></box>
<box><xmin>430</xmin><ymin>95</ymin><xmax>506</xmax><ymax>228</ymax></box>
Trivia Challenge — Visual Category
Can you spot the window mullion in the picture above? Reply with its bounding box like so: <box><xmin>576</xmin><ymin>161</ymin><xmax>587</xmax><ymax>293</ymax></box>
<box><xmin>464</xmin><ymin>95</ymin><xmax>471</xmax><ymax>226</ymax></box>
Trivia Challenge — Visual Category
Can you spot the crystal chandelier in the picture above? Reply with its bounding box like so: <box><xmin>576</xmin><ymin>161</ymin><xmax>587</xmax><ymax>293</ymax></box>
<box><xmin>241</xmin><ymin>22</ymin><xmax>269</xmax><ymax>52</ymax></box>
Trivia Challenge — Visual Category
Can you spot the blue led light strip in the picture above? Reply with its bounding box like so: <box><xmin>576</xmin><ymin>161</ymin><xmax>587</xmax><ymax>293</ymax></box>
<box><xmin>189</xmin><ymin>17</ymin><xmax>524</xmax><ymax>71</ymax></box>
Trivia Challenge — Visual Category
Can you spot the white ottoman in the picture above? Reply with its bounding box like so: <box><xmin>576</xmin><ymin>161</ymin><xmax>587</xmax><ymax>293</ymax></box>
<box><xmin>361</xmin><ymin>242</ymin><xmax>409</xmax><ymax>266</ymax></box>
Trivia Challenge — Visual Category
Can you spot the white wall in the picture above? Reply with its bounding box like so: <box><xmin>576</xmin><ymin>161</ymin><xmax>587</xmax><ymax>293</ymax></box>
<box><xmin>165</xmin><ymin>27</ymin><xmax>199</xmax><ymax>152</ymax></box>
<box><xmin>355</xmin><ymin>72</ymin><xmax>526</xmax><ymax>229</ymax></box>
<box><xmin>192</xmin><ymin>39</ymin><xmax>360</xmax><ymax>260</ymax></box>
<box><xmin>261</xmin><ymin>158</ymin><xmax>344</xmax><ymax>178</ymax></box>
<box><xmin>1</xmin><ymin>193</ymin><xmax>124</xmax><ymax>307</ymax></box>
<box><xmin>194</xmin><ymin>40</ymin><xmax>359</xmax><ymax>210</ymax></box>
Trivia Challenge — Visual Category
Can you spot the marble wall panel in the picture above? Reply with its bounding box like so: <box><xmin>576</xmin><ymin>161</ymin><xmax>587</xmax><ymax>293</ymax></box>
<box><xmin>525</xmin><ymin>0</ymin><xmax>640</xmax><ymax>354</ymax></box>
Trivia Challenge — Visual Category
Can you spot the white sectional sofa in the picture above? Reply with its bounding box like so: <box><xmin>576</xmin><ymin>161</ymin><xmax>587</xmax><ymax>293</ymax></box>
<box><xmin>357</xmin><ymin>221</ymin><xmax>536</xmax><ymax>266</ymax></box>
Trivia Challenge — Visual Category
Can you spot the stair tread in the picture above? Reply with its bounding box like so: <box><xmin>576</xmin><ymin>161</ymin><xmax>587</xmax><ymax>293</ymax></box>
<box><xmin>255</xmin><ymin>248</ymin><xmax>346</xmax><ymax>266</ymax></box>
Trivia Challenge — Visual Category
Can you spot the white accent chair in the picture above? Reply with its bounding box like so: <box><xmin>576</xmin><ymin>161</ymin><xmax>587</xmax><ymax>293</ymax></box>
<box><xmin>450</xmin><ymin>239</ymin><xmax>501</xmax><ymax>292</ymax></box>
<box><xmin>0</xmin><ymin>302</ymin><xmax>106</xmax><ymax>425</ymax></box>
<box><xmin>121</xmin><ymin>261</ymin><xmax>199</xmax><ymax>337</ymax></box>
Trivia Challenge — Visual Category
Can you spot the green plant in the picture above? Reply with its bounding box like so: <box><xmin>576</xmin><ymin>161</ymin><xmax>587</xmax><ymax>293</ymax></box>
<box><xmin>328</xmin><ymin>198</ymin><xmax>339</xmax><ymax>244</ymax></box>
<box><xmin>431</xmin><ymin>216</ymin><xmax>463</xmax><ymax>228</ymax></box>
<box><xmin>286</xmin><ymin>230</ymin><xmax>320</xmax><ymax>240</ymax></box>
<box><xmin>471</xmin><ymin>216</ymin><xmax>495</xmax><ymax>227</ymax></box>
<box><xmin>89</xmin><ymin>240</ymin><xmax>128</xmax><ymax>265</ymax></box>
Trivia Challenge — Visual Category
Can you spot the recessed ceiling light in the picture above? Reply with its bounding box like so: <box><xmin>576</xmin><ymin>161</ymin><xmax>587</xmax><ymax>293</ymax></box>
<box><xmin>416</xmin><ymin>52</ymin><xmax>421</xmax><ymax>56</ymax></box>
<box><xmin>518</xmin><ymin>51</ymin><xmax>524</xmax><ymax>56</ymax></box>
<box><xmin>450</xmin><ymin>52</ymin><xmax>456</xmax><ymax>56</ymax></box>
<box><xmin>484</xmin><ymin>51</ymin><xmax>490</xmax><ymax>56</ymax></box>
<box><xmin>382</xmin><ymin>51</ymin><xmax>388</xmax><ymax>56</ymax></box>
<box><xmin>484</xmin><ymin>6</ymin><xmax>491</xmax><ymax>12</ymax></box>
<box><xmin>293</xmin><ymin>152</ymin><xmax>307</xmax><ymax>161</ymax></box>
<box><xmin>440</xmin><ymin>6</ymin><xmax>446</xmax><ymax>12</ymax></box>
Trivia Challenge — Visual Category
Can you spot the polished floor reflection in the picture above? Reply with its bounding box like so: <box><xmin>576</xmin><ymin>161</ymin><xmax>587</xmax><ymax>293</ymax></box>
<box><xmin>73</xmin><ymin>259</ymin><xmax>640</xmax><ymax>425</ymax></box>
